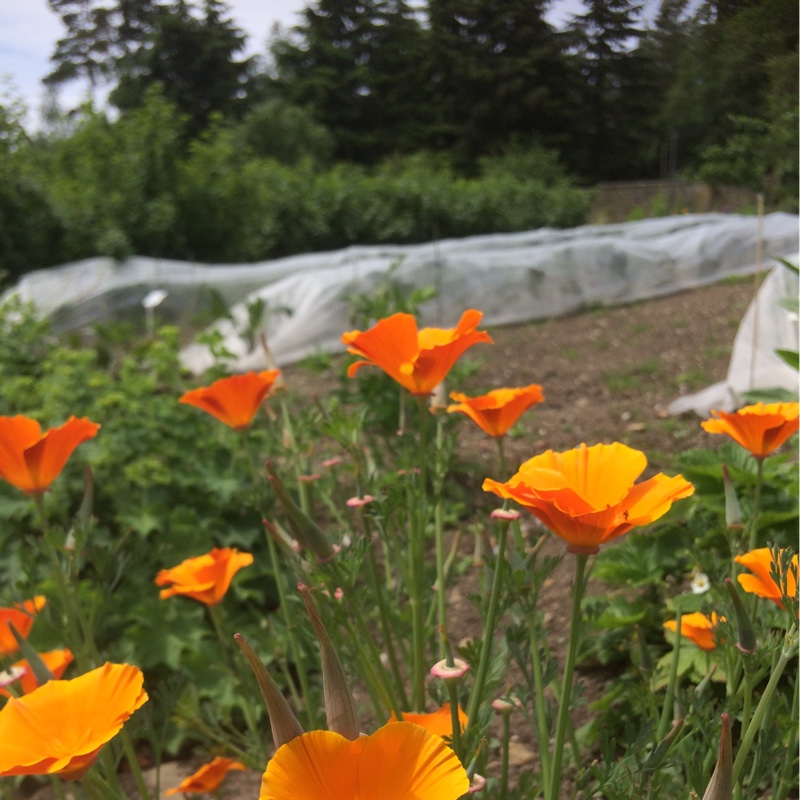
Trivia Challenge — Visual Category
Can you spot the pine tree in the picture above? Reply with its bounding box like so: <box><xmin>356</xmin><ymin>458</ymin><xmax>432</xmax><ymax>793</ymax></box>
<box><xmin>562</xmin><ymin>0</ymin><xmax>653</xmax><ymax>180</ymax></box>
<box><xmin>110</xmin><ymin>0</ymin><xmax>253</xmax><ymax>137</ymax></box>
<box><xmin>426</xmin><ymin>0</ymin><xmax>570</xmax><ymax>165</ymax></box>
<box><xmin>46</xmin><ymin>0</ymin><xmax>159</xmax><ymax>88</ymax></box>
<box><xmin>271</xmin><ymin>0</ymin><xmax>430</xmax><ymax>162</ymax></box>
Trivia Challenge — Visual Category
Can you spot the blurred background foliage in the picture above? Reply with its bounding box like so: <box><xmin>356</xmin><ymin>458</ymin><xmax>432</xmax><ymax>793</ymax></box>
<box><xmin>0</xmin><ymin>0</ymin><xmax>797</xmax><ymax>279</ymax></box>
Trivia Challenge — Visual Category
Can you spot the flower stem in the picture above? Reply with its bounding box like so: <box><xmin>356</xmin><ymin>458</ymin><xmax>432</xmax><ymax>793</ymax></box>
<box><xmin>548</xmin><ymin>553</ymin><xmax>588</xmax><ymax>800</ymax></box>
<box><xmin>434</xmin><ymin>412</ymin><xmax>447</xmax><ymax>656</ymax></box>
<box><xmin>119</xmin><ymin>728</ymin><xmax>152</xmax><ymax>800</ymax></box>
<box><xmin>499</xmin><ymin>708</ymin><xmax>511</xmax><ymax>800</ymax></box>
<box><xmin>525</xmin><ymin>611</ymin><xmax>552</xmax><ymax>792</ymax></box>
<box><xmin>747</xmin><ymin>457</ymin><xmax>764</xmax><ymax>551</ymax></box>
<box><xmin>446</xmin><ymin>680</ymin><xmax>463</xmax><ymax>760</ymax></box>
<box><xmin>732</xmin><ymin>625</ymin><xmax>797</xmax><ymax>786</ymax></box>
<box><xmin>465</xmin><ymin>516</ymin><xmax>510</xmax><ymax>728</ymax></box>
<box><xmin>657</xmin><ymin>608</ymin><xmax>682</xmax><ymax>741</ymax></box>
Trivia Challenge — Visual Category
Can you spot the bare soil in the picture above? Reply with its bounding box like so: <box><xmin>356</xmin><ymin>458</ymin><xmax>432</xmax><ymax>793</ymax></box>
<box><xmin>28</xmin><ymin>277</ymin><xmax>762</xmax><ymax>799</ymax></box>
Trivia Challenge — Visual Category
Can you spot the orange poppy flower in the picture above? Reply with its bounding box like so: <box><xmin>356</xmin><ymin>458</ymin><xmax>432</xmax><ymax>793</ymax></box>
<box><xmin>0</xmin><ymin>649</ymin><xmax>74</xmax><ymax>697</ymax></box>
<box><xmin>166</xmin><ymin>756</ymin><xmax>247</xmax><ymax>796</ymax></box>
<box><xmin>482</xmin><ymin>442</ymin><xmax>694</xmax><ymax>554</ymax></box>
<box><xmin>179</xmin><ymin>370</ymin><xmax>282</xmax><ymax>429</ymax></box>
<box><xmin>155</xmin><ymin>547</ymin><xmax>254</xmax><ymax>606</ymax></box>
<box><xmin>259</xmin><ymin>722</ymin><xmax>469</xmax><ymax>800</ymax></box>
<box><xmin>448</xmin><ymin>385</ymin><xmax>544</xmax><ymax>437</ymax></box>
<box><xmin>735</xmin><ymin>547</ymin><xmax>798</xmax><ymax>610</ymax></box>
<box><xmin>0</xmin><ymin>662</ymin><xmax>148</xmax><ymax>779</ymax></box>
<box><xmin>664</xmin><ymin>612</ymin><xmax>725</xmax><ymax>651</ymax></box>
<box><xmin>701</xmin><ymin>402</ymin><xmax>799</xmax><ymax>458</ymax></box>
<box><xmin>0</xmin><ymin>597</ymin><xmax>46</xmax><ymax>656</ymax></box>
<box><xmin>0</xmin><ymin>416</ymin><xmax>100</xmax><ymax>493</ymax></box>
<box><xmin>388</xmin><ymin>703</ymin><xmax>468</xmax><ymax>738</ymax></box>
<box><xmin>341</xmin><ymin>310</ymin><xmax>493</xmax><ymax>396</ymax></box>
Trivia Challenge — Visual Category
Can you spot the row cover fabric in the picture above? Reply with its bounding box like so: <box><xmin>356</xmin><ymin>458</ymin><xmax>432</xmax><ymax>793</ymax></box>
<box><xmin>668</xmin><ymin>257</ymin><xmax>799</xmax><ymax>416</ymax></box>
<box><xmin>3</xmin><ymin>213</ymin><xmax>798</xmax><ymax>412</ymax></box>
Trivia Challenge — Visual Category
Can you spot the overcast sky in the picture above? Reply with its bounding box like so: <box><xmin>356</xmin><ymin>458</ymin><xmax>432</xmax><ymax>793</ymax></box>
<box><xmin>0</xmin><ymin>0</ymin><xmax>585</xmax><ymax>129</ymax></box>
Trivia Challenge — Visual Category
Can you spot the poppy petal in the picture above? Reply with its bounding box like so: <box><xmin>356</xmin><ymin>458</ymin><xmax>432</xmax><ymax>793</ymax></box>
<box><xmin>356</xmin><ymin>722</ymin><xmax>470</xmax><ymax>800</ymax></box>
<box><xmin>0</xmin><ymin>662</ymin><xmax>148</xmax><ymax>777</ymax></box>
<box><xmin>260</xmin><ymin>730</ymin><xmax>365</xmax><ymax>800</ymax></box>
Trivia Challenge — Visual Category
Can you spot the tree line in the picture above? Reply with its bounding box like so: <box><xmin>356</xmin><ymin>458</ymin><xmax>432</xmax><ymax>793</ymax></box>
<box><xmin>0</xmin><ymin>0</ymin><xmax>796</xmax><ymax>277</ymax></box>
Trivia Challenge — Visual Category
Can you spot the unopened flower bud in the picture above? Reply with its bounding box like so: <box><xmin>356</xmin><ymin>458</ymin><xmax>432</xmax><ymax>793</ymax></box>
<box><xmin>430</xmin><ymin>658</ymin><xmax>470</xmax><ymax>681</ymax></box>
<box><xmin>722</xmin><ymin>465</ymin><xmax>743</xmax><ymax>530</ymax></box>
<box><xmin>725</xmin><ymin>578</ymin><xmax>758</xmax><ymax>654</ymax></box>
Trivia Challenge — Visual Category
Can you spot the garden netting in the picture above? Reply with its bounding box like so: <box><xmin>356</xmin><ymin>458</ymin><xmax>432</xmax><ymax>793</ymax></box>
<box><xmin>3</xmin><ymin>212</ymin><xmax>798</xmax><ymax>412</ymax></box>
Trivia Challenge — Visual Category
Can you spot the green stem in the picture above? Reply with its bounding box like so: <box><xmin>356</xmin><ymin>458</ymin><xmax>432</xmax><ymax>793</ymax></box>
<box><xmin>446</xmin><ymin>680</ymin><xmax>463</xmax><ymax>760</ymax></box>
<box><xmin>208</xmin><ymin>604</ymin><xmax>262</xmax><ymax>754</ymax></box>
<box><xmin>264</xmin><ymin>529</ymin><xmax>318</xmax><ymax>730</ymax></box>
<box><xmin>408</xmin><ymin>477</ymin><xmax>426</xmax><ymax>710</ymax></box>
<box><xmin>739</xmin><ymin>657</ymin><xmax>755</xmax><ymax>744</ymax></box>
<box><xmin>119</xmin><ymin>728</ymin><xmax>153</xmax><ymax>800</ymax></box>
<box><xmin>434</xmin><ymin>413</ymin><xmax>447</xmax><ymax>656</ymax></box>
<box><xmin>747</xmin><ymin>458</ymin><xmax>764</xmax><ymax>551</ymax></box>
<box><xmin>364</xmin><ymin>534</ymin><xmax>409</xmax><ymax>710</ymax></box>
<box><xmin>773</xmin><ymin>674</ymin><xmax>799</xmax><ymax>800</ymax></box>
<box><xmin>525</xmin><ymin>610</ymin><xmax>552</xmax><ymax>792</ymax></box>
<box><xmin>732</xmin><ymin>626</ymin><xmax>797</xmax><ymax>786</ymax></box>
<box><xmin>548</xmin><ymin>553</ymin><xmax>588</xmax><ymax>800</ymax></box>
<box><xmin>657</xmin><ymin>608</ymin><xmax>682</xmax><ymax>741</ymax></box>
<box><xmin>465</xmin><ymin>517</ymin><xmax>511</xmax><ymax>728</ymax></box>
<box><xmin>499</xmin><ymin>710</ymin><xmax>511</xmax><ymax>800</ymax></box>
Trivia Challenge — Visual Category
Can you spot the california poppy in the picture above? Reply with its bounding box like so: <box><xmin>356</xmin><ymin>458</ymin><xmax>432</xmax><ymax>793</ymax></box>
<box><xmin>701</xmin><ymin>402</ymin><xmax>799</xmax><ymax>458</ymax></box>
<box><xmin>0</xmin><ymin>597</ymin><xmax>46</xmax><ymax>656</ymax></box>
<box><xmin>156</xmin><ymin>547</ymin><xmax>254</xmax><ymax>606</ymax></box>
<box><xmin>0</xmin><ymin>649</ymin><xmax>74</xmax><ymax>697</ymax></box>
<box><xmin>0</xmin><ymin>662</ymin><xmax>148</xmax><ymax>779</ymax></box>
<box><xmin>0</xmin><ymin>416</ymin><xmax>100</xmax><ymax>493</ymax></box>
<box><xmin>448</xmin><ymin>384</ymin><xmax>544</xmax><ymax>437</ymax></box>
<box><xmin>260</xmin><ymin>721</ymin><xmax>469</xmax><ymax>800</ymax></box>
<box><xmin>735</xmin><ymin>547</ymin><xmax>798</xmax><ymax>610</ymax></box>
<box><xmin>166</xmin><ymin>756</ymin><xmax>247</xmax><ymax>796</ymax></box>
<box><xmin>341</xmin><ymin>310</ymin><xmax>493</xmax><ymax>396</ymax></box>
<box><xmin>179</xmin><ymin>370</ymin><xmax>282</xmax><ymax>429</ymax></box>
<box><xmin>483</xmin><ymin>442</ymin><xmax>694</xmax><ymax>554</ymax></box>
<box><xmin>388</xmin><ymin>703</ymin><xmax>468</xmax><ymax>738</ymax></box>
<box><xmin>664</xmin><ymin>612</ymin><xmax>725</xmax><ymax>651</ymax></box>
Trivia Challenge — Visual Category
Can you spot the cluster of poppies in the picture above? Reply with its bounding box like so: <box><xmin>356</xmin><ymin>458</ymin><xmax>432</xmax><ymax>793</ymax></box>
<box><xmin>0</xmin><ymin>307</ymin><xmax>796</xmax><ymax>799</ymax></box>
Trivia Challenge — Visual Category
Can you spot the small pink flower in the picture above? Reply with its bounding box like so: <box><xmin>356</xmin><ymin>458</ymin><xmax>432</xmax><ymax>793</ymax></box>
<box><xmin>298</xmin><ymin>473</ymin><xmax>322</xmax><ymax>483</ymax></box>
<box><xmin>322</xmin><ymin>457</ymin><xmax>343</xmax><ymax>468</ymax></box>
<box><xmin>491</xmin><ymin>697</ymin><xmax>521</xmax><ymax>714</ymax></box>
<box><xmin>430</xmin><ymin>658</ymin><xmax>470</xmax><ymax>680</ymax></box>
<box><xmin>491</xmin><ymin>508</ymin><xmax>521</xmax><ymax>521</ymax></box>
<box><xmin>334</xmin><ymin>588</ymin><xmax>344</xmax><ymax>601</ymax></box>
<box><xmin>468</xmin><ymin>774</ymin><xmax>487</xmax><ymax>793</ymax></box>
<box><xmin>346</xmin><ymin>495</ymin><xmax>375</xmax><ymax>508</ymax></box>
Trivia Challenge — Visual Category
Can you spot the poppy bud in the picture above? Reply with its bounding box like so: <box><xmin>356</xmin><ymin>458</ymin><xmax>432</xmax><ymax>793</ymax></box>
<box><xmin>722</xmin><ymin>465</ymin><xmax>743</xmax><ymax>530</ymax></box>
<box><xmin>266</xmin><ymin>462</ymin><xmax>335</xmax><ymax>561</ymax></box>
<box><xmin>298</xmin><ymin>585</ymin><xmax>360</xmax><ymax>741</ymax></box>
<box><xmin>701</xmin><ymin>713</ymin><xmax>732</xmax><ymax>800</ymax></box>
<box><xmin>234</xmin><ymin>633</ymin><xmax>303</xmax><ymax>749</ymax></box>
<box><xmin>725</xmin><ymin>578</ymin><xmax>758</xmax><ymax>654</ymax></box>
<box><xmin>7</xmin><ymin>622</ymin><xmax>56</xmax><ymax>687</ymax></box>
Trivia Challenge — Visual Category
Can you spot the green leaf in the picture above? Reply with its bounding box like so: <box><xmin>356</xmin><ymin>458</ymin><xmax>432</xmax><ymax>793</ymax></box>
<box><xmin>776</xmin><ymin>349</ymin><xmax>799</xmax><ymax>370</ymax></box>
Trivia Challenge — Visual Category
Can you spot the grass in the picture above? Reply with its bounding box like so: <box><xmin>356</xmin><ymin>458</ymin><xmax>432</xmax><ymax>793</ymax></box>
<box><xmin>603</xmin><ymin>358</ymin><xmax>662</xmax><ymax>394</ymax></box>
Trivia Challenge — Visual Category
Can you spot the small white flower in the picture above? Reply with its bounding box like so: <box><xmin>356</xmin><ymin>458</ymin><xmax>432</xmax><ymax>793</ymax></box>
<box><xmin>142</xmin><ymin>289</ymin><xmax>168</xmax><ymax>309</ymax></box>
<box><xmin>0</xmin><ymin>665</ymin><xmax>27</xmax><ymax>689</ymax></box>
<box><xmin>691</xmin><ymin>572</ymin><xmax>711</xmax><ymax>594</ymax></box>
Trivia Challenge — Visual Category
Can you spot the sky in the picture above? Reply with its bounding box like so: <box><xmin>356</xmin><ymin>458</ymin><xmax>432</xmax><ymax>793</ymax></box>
<box><xmin>0</xmin><ymin>0</ymin><xmax>584</xmax><ymax>130</ymax></box>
